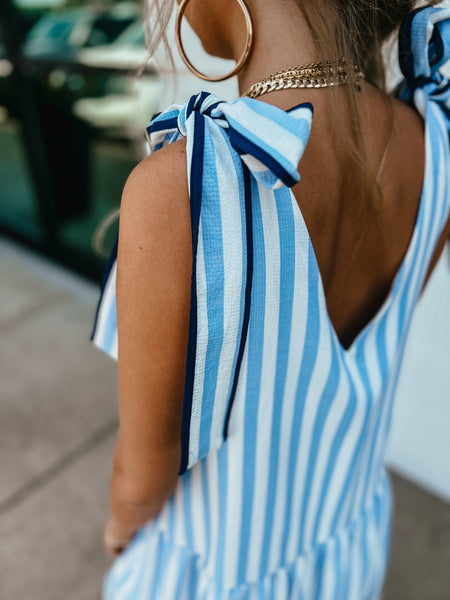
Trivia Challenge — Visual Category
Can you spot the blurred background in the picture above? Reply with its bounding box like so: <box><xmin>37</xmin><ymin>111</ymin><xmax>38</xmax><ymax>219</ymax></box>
<box><xmin>0</xmin><ymin>0</ymin><xmax>448</xmax><ymax>598</ymax></box>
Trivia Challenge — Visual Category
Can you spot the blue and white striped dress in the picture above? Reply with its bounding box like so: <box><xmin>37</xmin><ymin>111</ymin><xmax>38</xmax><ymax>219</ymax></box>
<box><xmin>92</xmin><ymin>7</ymin><xmax>450</xmax><ymax>599</ymax></box>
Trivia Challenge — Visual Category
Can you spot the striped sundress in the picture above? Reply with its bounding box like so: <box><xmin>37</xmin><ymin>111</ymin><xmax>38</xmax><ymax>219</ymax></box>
<box><xmin>92</xmin><ymin>6</ymin><xmax>450</xmax><ymax>599</ymax></box>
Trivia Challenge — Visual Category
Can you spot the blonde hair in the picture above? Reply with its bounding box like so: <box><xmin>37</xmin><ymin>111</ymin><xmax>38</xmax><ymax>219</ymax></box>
<box><xmin>142</xmin><ymin>0</ymin><xmax>176</xmax><ymax>69</ymax></box>
<box><xmin>293</xmin><ymin>1</ymin><xmax>417</xmax><ymax>216</ymax></box>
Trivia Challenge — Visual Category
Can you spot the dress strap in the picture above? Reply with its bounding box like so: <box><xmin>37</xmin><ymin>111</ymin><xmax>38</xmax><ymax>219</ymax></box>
<box><xmin>146</xmin><ymin>93</ymin><xmax>314</xmax><ymax>473</ymax></box>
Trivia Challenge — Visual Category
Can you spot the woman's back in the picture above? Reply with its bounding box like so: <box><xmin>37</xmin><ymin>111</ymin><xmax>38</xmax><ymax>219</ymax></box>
<box><xmin>94</xmin><ymin>4</ymin><xmax>450</xmax><ymax>600</ymax></box>
<box><xmin>290</xmin><ymin>86</ymin><xmax>429</xmax><ymax>349</ymax></box>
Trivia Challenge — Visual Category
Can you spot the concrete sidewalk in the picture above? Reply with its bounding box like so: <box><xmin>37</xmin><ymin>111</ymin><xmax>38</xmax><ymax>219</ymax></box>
<box><xmin>0</xmin><ymin>238</ymin><xmax>449</xmax><ymax>599</ymax></box>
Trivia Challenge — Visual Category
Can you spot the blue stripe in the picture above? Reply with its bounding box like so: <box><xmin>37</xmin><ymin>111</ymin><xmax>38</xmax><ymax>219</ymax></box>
<box><xmin>337</xmin><ymin>341</ymin><xmax>374</xmax><ymax>519</ymax></box>
<box><xmin>167</xmin><ymin>495</ymin><xmax>175</xmax><ymax>541</ymax></box>
<box><xmin>327</xmin><ymin>372</ymin><xmax>358</xmax><ymax>534</ymax></box>
<box><xmin>259</xmin><ymin>188</ymin><xmax>296</xmax><ymax>576</ymax></box>
<box><xmin>224</xmin><ymin>148</ymin><xmax>251</xmax><ymax>404</ymax></box>
<box><xmin>224</xmin><ymin>165</ymin><xmax>254</xmax><ymax>438</ymax></box>
<box><xmin>237</xmin><ymin>180</ymin><xmax>266</xmax><ymax>584</ymax></box>
<box><xmin>313</xmin><ymin>543</ymin><xmax>326</xmax><ymax>600</ymax></box>
<box><xmin>280</xmin><ymin>242</ymin><xmax>321</xmax><ymax>565</ymax></box>
<box><xmin>197</xmin><ymin>127</ymin><xmax>225</xmax><ymax>460</ymax></box>
<box><xmin>332</xmin><ymin>538</ymin><xmax>341</xmax><ymax>600</ymax></box>
<box><xmin>179</xmin><ymin>112</ymin><xmax>205</xmax><ymax>475</ymax></box>
<box><xmin>359</xmin><ymin>316</ymin><xmax>389</xmax><ymax>502</ymax></box>
<box><xmin>297</xmin><ymin>336</ymin><xmax>340</xmax><ymax>548</ymax></box>
<box><xmin>153</xmin><ymin>532</ymin><xmax>175</xmax><ymax>597</ymax></box>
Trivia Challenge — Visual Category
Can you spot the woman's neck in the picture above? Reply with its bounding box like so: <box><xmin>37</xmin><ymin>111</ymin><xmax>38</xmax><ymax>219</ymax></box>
<box><xmin>233</xmin><ymin>2</ymin><xmax>321</xmax><ymax>97</ymax></box>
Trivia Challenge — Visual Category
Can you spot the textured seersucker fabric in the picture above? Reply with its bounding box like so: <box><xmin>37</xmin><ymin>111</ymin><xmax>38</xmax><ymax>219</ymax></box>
<box><xmin>93</xmin><ymin>6</ymin><xmax>450</xmax><ymax>599</ymax></box>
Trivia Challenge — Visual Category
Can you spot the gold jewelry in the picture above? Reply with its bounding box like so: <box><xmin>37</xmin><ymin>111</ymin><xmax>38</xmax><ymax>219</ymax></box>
<box><xmin>175</xmin><ymin>0</ymin><xmax>254</xmax><ymax>83</ymax></box>
<box><xmin>244</xmin><ymin>59</ymin><xmax>365</xmax><ymax>99</ymax></box>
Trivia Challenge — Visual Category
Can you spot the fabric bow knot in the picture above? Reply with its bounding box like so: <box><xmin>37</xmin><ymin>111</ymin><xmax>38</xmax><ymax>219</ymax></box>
<box><xmin>147</xmin><ymin>91</ymin><xmax>314</xmax><ymax>190</ymax></box>
<box><xmin>397</xmin><ymin>6</ymin><xmax>450</xmax><ymax>124</ymax></box>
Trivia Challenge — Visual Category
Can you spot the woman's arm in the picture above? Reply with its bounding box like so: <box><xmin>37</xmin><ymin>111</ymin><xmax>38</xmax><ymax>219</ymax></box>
<box><xmin>105</xmin><ymin>140</ymin><xmax>191</xmax><ymax>554</ymax></box>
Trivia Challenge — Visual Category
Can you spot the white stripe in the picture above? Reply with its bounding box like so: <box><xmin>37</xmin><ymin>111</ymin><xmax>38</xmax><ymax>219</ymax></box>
<box><xmin>223</xmin><ymin>342</ymin><xmax>249</xmax><ymax>586</ymax></box>
<box><xmin>209</xmin><ymin>127</ymin><xmax>244</xmax><ymax>450</ymax></box>
<box><xmin>111</xmin><ymin>330</ymin><xmax>118</xmax><ymax>361</ymax></box>
<box><xmin>313</xmin><ymin>361</ymin><xmax>361</xmax><ymax>541</ymax></box>
<box><xmin>222</xmin><ymin>101</ymin><xmax>309</xmax><ymax>159</ymax></box>
<box><xmin>188</xmin><ymin>225</ymin><xmax>208</xmax><ymax>465</ymax></box>
<box><xmin>173</xmin><ymin>478</ymin><xmax>187</xmax><ymax>547</ymax></box>
<box><xmin>285</xmin><ymin>262</ymin><xmax>334</xmax><ymax>561</ymax></box>
<box><xmin>321</xmin><ymin>537</ymin><xmax>338</xmax><ymax>600</ymax></box>
<box><xmin>189</xmin><ymin>462</ymin><xmax>208</xmax><ymax>557</ymax></box>
<box><xmin>93</xmin><ymin>262</ymin><xmax>117</xmax><ymax>351</ymax></box>
<box><xmin>205</xmin><ymin>449</ymin><xmax>220</xmax><ymax>579</ymax></box>
<box><xmin>130</xmin><ymin>523</ymin><xmax>160</xmax><ymax>599</ymax></box>
<box><xmin>266</xmin><ymin>200</ymin><xmax>310</xmax><ymax>571</ymax></box>
<box><xmin>246</xmin><ymin>184</ymin><xmax>281</xmax><ymax>581</ymax></box>
<box><xmin>160</xmin><ymin>550</ymin><xmax>185</xmax><ymax>598</ymax></box>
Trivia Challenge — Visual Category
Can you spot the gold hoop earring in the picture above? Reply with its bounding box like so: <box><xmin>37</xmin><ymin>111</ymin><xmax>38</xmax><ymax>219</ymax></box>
<box><xmin>175</xmin><ymin>0</ymin><xmax>254</xmax><ymax>83</ymax></box>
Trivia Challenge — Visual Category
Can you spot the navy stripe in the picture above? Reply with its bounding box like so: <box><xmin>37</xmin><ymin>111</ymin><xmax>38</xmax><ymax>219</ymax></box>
<box><xmin>196</xmin><ymin>91</ymin><xmax>210</xmax><ymax>109</ymax></box>
<box><xmin>430</xmin><ymin>28</ymin><xmax>444</xmax><ymax>67</ymax></box>
<box><xmin>147</xmin><ymin>117</ymin><xmax>179</xmax><ymax>134</ymax></box>
<box><xmin>205</xmin><ymin>101</ymin><xmax>223</xmax><ymax>115</ymax></box>
<box><xmin>186</xmin><ymin>94</ymin><xmax>197</xmax><ymax>119</ymax></box>
<box><xmin>398</xmin><ymin>7</ymin><xmax>422</xmax><ymax>81</ymax></box>
<box><xmin>223</xmin><ymin>165</ymin><xmax>254</xmax><ymax>438</ymax></box>
<box><xmin>179</xmin><ymin>112</ymin><xmax>205</xmax><ymax>475</ymax></box>
<box><xmin>286</xmin><ymin>101</ymin><xmax>314</xmax><ymax>115</ymax></box>
<box><xmin>228</xmin><ymin>127</ymin><xmax>298</xmax><ymax>188</ymax></box>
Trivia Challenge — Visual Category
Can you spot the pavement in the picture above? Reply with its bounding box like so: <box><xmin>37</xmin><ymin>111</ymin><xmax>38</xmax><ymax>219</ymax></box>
<box><xmin>0</xmin><ymin>237</ymin><xmax>449</xmax><ymax>600</ymax></box>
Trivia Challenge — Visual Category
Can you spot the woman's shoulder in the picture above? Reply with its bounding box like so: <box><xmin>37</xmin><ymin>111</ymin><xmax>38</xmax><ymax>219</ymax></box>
<box><xmin>119</xmin><ymin>137</ymin><xmax>191</xmax><ymax>297</ymax></box>
<box><xmin>121</xmin><ymin>138</ymin><xmax>189</xmax><ymax>231</ymax></box>
<box><xmin>125</xmin><ymin>138</ymin><xmax>188</xmax><ymax>202</ymax></box>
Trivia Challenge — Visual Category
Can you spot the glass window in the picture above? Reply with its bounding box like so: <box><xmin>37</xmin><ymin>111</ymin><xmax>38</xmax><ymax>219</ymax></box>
<box><xmin>0</xmin><ymin>0</ymin><xmax>159</xmax><ymax>278</ymax></box>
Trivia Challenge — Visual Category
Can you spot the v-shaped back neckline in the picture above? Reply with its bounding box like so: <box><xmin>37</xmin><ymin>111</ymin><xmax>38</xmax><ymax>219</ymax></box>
<box><xmin>287</xmin><ymin>103</ymin><xmax>430</xmax><ymax>357</ymax></box>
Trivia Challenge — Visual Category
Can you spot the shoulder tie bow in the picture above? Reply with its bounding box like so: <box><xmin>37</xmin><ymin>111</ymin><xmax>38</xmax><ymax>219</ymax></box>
<box><xmin>146</xmin><ymin>91</ymin><xmax>314</xmax><ymax>190</ymax></box>
<box><xmin>397</xmin><ymin>5</ymin><xmax>450</xmax><ymax>124</ymax></box>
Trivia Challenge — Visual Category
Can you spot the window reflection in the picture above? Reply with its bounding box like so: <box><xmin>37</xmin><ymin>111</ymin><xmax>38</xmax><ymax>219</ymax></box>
<box><xmin>0</xmin><ymin>0</ymin><xmax>160</xmax><ymax>278</ymax></box>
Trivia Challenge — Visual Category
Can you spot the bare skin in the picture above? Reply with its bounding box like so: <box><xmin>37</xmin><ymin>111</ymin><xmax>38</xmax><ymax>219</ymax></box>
<box><xmin>105</xmin><ymin>0</ymin><xmax>450</xmax><ymax>553</ymax></box>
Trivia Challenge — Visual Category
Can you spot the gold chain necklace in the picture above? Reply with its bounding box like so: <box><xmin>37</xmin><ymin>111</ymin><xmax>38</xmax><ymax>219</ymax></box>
<box><xmin>243</xmin><ymin>59</ymin><xmax>365</xmax><ymax>99</ymax></box>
